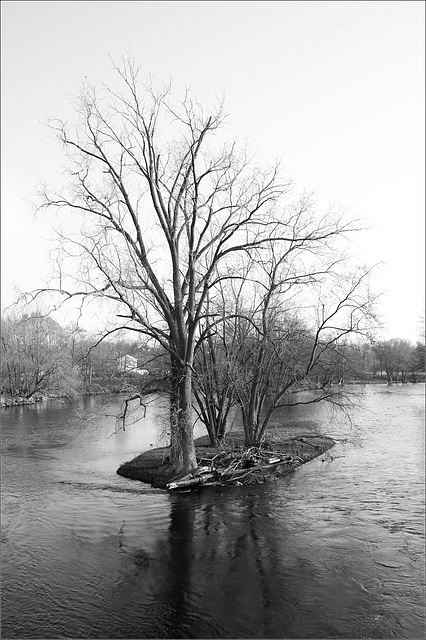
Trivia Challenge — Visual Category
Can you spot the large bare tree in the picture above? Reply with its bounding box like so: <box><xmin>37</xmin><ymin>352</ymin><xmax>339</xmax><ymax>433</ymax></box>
<box><xmin>22</xmin><ymin>57</ymin><xmax>376</xmax><ymax>474</ymax></box>
<box><xmin>25</xmin><ymin>57</ymin><xmax>299</xmax><ymax>474</ymax></box>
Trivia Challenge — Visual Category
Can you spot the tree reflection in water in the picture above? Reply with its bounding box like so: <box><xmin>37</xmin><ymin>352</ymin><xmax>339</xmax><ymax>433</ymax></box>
<box><xmin>143</xmin><ymin>477</ymin><xmax>306</xmax><ymax>639</ymax></box>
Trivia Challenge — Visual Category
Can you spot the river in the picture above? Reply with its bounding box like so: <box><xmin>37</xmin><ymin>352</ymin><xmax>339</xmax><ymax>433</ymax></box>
<box><xmin>1</xmin><ymin>384</ymin><xmax>424</xmax><ymax>639</ymax></box>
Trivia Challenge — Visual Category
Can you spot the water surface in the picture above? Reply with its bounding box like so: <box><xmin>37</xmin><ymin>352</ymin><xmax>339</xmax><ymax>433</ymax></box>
<box><xmin>1</xmin><ymin>385</ymin><xmax>424</xmax><ymax>638</ymax></box>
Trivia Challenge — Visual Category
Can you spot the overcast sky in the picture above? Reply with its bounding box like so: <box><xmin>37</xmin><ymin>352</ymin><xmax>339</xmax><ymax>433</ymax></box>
<box><xmin>1</xmin><ymin>1</ymin><xmax>425</xmax><ymax>341</ymax></box>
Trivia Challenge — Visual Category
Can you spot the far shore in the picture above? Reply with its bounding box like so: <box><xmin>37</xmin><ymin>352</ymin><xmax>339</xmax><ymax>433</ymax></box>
<box><xmin>0</xmin><ymin>390</ymin><xmax>117</xmax><ymax>408</ymax></box>
<box><xmin>2</xmin><ymin>377</ymin><xmax>424</xmax><ymax>409</ymax></box>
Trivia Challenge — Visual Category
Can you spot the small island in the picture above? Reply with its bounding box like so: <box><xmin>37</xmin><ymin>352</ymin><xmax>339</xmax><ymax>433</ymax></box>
<box><xmin>117</xmin><ymin>433</ymin><xmax>335</xmax><ymax>491</ymax></box>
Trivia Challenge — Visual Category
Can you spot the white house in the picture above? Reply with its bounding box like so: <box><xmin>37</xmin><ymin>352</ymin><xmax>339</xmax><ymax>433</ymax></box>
<box><xmin>117</xmin><ymin>355</ymin><xmax>148</xmax><ymax>376</ymax></box>
<box><xmin>117</xmin><ymin>354</ymin><xmax>137</xmax><ymax>373</ymax></box>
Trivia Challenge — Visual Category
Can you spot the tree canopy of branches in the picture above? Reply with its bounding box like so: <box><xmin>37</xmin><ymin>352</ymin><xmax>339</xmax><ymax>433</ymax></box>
<box><xmin>22</xmin><ymin>56</ymin><xmax>379</xmax><ymax>474</ymax></box>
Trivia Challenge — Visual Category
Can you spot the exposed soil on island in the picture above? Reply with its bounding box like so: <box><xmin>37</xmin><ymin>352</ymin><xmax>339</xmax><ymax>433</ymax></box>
<box><xmin>117</xmin><ymin>433</ymin><xmax>336</xmax><ymax>490</ymax></box>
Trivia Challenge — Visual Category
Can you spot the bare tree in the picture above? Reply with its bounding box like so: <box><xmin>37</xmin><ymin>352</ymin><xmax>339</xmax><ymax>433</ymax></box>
<box><xmin>374</xmin><ymin>338</ymin><xmax>415</xmax><ymax>383</ymax></box>
<box><xmin>196</xmin><ymin>233</ymin><xmax>378</xmax><ymax>447</ymax></box>
<box><xmin>1</xmin><ymin>312</ymin><xmax>80</xmax><ymax>399</ymax></box>
<box><xmin>23</xmin><ymin>56</ymin><xmax>301</xmax><ymax>474</ymax></box>
<box><xmin>18</xmin><ymin>55</ymin><xmax>378</xmax><ymax>473</ymax></box>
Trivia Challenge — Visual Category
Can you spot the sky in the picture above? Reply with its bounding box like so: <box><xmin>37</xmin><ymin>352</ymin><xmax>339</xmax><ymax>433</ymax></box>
<box><xmin>1</xmin><ymin>0</ymin><xmax>425</xmax><ymax>342</ymax></box>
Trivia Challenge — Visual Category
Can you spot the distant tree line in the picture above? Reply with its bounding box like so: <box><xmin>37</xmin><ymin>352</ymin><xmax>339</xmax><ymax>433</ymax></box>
<box><xmin>372</xmin><ymin>337</ymin><xmax>425</xmax><ymax>384</ymax></box>
<box><xmin>2</xmin><ymin>311</ymin><xmax>424</xmax><ymax>440</ymax></box>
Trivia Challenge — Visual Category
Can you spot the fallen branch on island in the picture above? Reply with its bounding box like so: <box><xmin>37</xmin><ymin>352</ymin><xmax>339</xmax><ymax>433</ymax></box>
<box><xmin>166</xmin><ymin>449</ymin><xmax>297</xmax><ymax>490</ymax></box>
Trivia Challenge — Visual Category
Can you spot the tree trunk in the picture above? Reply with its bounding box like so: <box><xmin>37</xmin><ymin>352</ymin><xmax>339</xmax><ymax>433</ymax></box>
<box><xmin>242</xmin><ymin>410</ymin><xmax>259</xmax><ymax>448</ymax></box>
<box><xmin>169</xmin><ymin>357</ymin><xmax>198</xmax><ymax>475</ymax></box>
<box><xmin>216</xmin><ymin>414</ymin><xmax>227</xmax><ymax>444</ymax></box>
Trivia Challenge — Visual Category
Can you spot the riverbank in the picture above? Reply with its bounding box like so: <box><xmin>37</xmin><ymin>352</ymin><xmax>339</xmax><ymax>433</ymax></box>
<box><xmin>1</xmin><ymin>390</ymin><xmax>116</xmax><ymax>408</ymax></box>
<box><xmin>4</xmin><ymin>378</ymin><xmax>423</xmax><ymax>409</ymax></box>
<box><xmin>1</xmin><ymin>396</ymin><xmax>46</xmax><ymax>408</ymax></box>
<box><xmin>117</xmin><ymin>433</ymin><xmax>335</xmax><ymax>490</ymax></box>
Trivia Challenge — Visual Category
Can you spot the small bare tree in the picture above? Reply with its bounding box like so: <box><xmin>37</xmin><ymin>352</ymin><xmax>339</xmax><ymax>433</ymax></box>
<box><xmin>196</xmin><ymin>229</ymin><xmax>378</xmax><ymax>447</ymax></box>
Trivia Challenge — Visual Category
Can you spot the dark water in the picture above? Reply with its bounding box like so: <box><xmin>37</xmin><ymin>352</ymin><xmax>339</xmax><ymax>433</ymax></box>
<box><xmin>1</xmin><ymin>385</ymin><xmax>424</xmax><ymax>639</ymax></box>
